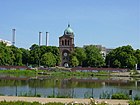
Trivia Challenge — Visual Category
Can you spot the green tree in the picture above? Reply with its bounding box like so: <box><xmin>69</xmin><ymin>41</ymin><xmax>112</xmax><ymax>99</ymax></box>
<box><xmin>48</xmin><ymin>46</ymin><xmax>60</xmax><ymax>66</ymax></box>
<box><xmin>9</xmin><ymin>46</ymin><xmax>22</xmax><ymax>66</ymax></box>
<box><xmin>126</xmin><ymin>56</ymin><xmax>137</xmax><ymax>69</ymax></box>
<box><xmin>74</xmin><ymin>47</ymin><xmax>86</xmax><ymax>66</ymax></box>
<box><xmin>41</xmin><ymin>52</ymin><xmax>56</xmax><ymax>67</ymax></box>
<box><xmin>84</xmin><ymin>45</ymin><xmax>105</xmax><ymax>67</ymax></box>
<box><xmin>20</xmin><ymin>48</ymin><xmax>30</xmax><ymax>66</ymax></box>
<box><xmin>135</xmin><ymin>49</ymin><xmax>140</xmax><ymax>68</ymax></box>
<box><xmin>0</xmin><ymin>42</ymin><xmax>11</xmax><ymax>65</ymax></box>
<box><xmin>29</xmin><ymin>45</ymin><xmax>60</xmax><ymax>67</ymax></box>
<box><xmin>106</xmin><ymin>45</ymin><xmax>137</xmax><ymax>69</ymax></box>
<box><xmin>29</xmin><ymin>44</ymin><xmax>41</xmax><ymax>66</ymax></box>
<box><xmin>113</xmin><ymin>60</ymin><xmax>121</xmax><ymax>68</ymax></box>
<box><xmin>70</xmin><ymin>56</ymin><xmax>79</xmax><ymax>67</ymax></box>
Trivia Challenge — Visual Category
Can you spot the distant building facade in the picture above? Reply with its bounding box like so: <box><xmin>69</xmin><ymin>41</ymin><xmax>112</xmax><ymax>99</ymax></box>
<box><xmin>95</xmin><ymin>45</ymin><xmax>113</xmax><ymax>59</ymax></box>
<box><xmin>59</xmin><ymin>24</ymin><xmax>75</xmax><ymax>67</ymax></box>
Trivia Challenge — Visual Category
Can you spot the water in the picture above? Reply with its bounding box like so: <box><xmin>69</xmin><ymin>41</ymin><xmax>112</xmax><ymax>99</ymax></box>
<box><xmin>0</xmin><ymin>76</ymin><xmax>140</xmax><ymax>98</ymax></box>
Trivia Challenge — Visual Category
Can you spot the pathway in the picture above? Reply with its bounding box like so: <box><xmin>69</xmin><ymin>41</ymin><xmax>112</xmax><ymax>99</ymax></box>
<box><xmin>0</xmin><ymin>96</ymin><xmax>129</xmax><ymax>105</ymax></box>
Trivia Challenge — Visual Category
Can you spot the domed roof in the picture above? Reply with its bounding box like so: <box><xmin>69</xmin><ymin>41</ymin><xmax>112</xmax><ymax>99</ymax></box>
<box><xmin>64</xmin><ymin>24</ymin><xmax>74</xmax><ymax>35</ymax></box>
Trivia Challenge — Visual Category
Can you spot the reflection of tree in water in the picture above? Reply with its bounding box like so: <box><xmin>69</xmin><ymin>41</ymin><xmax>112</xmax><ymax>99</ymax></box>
<box><xmin>55</xmin><ymin>79</ymin><xmax>75</xmax><ymax>98</ymax></box>
<box><xmin>0</xmin><ymin>79</ymin><xmax>27</xmax><ymax>87</ymax></box>
<box><xmin>0</xmin><ymin>77</ymin><xmax>140</xmax><ymax>98</ymax></box>
<box><xmin>0</xmin><ymin>77</ymin><xmax>137</xmax><ymax>88</ymax></box>
<box><xmin>57</xmin><ymin>88</ymin><xmax>73</xmax><ymax>98</ymax></box>
<box><xmin>76</xmin><ymin>81</ymin><xmax>102</xmax><ymax>88</ymax></box>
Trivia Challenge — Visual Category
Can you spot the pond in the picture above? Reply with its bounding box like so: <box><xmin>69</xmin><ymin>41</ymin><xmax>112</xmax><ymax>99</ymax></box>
<box><xmin>0</xmin><ymin>75</ymin><xmax>140</xmax><ymax>99</ymax></box>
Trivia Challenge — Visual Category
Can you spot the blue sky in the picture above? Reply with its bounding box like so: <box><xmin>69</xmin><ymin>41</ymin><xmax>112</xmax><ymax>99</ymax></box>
<box><xmin>0</xmin><ymin>0</ymin><xmax>139</xmax><ymax>49</ymax></box>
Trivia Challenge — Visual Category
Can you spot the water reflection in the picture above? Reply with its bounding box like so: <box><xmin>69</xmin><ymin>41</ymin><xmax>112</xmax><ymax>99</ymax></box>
<box><xmin>0</xmin><ymin>76</ymin><xmax>140</xmax><ymax>98</ymax></box>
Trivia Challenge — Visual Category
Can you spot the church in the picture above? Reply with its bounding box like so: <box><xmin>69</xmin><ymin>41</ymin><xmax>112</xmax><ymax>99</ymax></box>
<box><xmin>59</xmin><ymin>24</ymin><xmax>75</xmax><ymax>67</ymax></box>
<box><xmin>59</xmin><ymin>24</ymin><xmax>112</xmax><ymax>67</ymax></box>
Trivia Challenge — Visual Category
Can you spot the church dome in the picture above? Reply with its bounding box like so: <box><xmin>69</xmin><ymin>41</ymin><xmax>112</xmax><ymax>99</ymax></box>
<box><xmin>64</xmin><ymin>24</ymin><xmax>74</xmax><ymax>35</ymax></box>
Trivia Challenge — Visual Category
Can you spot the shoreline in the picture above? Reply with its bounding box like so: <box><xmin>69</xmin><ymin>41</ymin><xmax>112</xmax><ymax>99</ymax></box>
<box><xmin>0</xmin><ymin>96</ymin><xmax>129</xmax><ymax>105</ymax></box>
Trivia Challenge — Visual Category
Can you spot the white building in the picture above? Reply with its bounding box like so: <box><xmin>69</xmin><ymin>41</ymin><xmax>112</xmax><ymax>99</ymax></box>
<box><xmin>0</xmin><ymin>39</ymin><xmax>12</xmax><ymax>46</ymax></box>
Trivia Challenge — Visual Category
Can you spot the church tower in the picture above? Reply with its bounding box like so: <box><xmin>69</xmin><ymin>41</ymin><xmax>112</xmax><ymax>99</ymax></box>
<box><xmin>59</xmin><ymin>24</ymin><xmax>75</xmax><ymax>67</ymax></box>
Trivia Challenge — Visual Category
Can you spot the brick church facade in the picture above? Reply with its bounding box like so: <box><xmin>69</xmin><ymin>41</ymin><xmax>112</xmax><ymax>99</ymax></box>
<box><xmin>59</xmin><ymin>24</ymin><xmax>74</xmax><ymax>67</ymax></box>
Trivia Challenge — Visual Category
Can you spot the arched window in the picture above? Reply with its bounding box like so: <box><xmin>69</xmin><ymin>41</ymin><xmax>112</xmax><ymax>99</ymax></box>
<box><xmin>62</xmin><ymin>40</ymin><xmax>64</xmax><ymax>45</ymax></box>
<box><xmin>65</xmin><ymin>39</ymin><xmax>67</xmax><ymax>45</ymax></box>
<box><xmin>68</xmin><ymin>40</ymin><xmax>70</xmax><ymax>45</ymax></box>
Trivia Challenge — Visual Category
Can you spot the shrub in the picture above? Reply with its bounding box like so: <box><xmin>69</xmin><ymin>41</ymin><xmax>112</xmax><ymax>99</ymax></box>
<box><xmin>129</xmin><ymin>100</ymin><xmax>140</xmax><ymax>105</ymax></box>
<box><xmin>111</xmin><ymin>93</ymin><xmax>129</xmax><ymax>100</ymax></box>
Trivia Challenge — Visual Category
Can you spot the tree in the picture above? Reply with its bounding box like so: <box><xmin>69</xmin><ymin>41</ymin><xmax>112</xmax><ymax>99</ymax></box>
<box><xmin>41</xmin><ymin>52</ymin><xmax>56</xmax><ymax>67</ymax></box>
<box><xmin>84</xmin><ymin>45</ymin><xmax>105</xmax><ymax>67</ymax></box>
<box><xmin>0</xmin><ymin>44</ymin><xmax>23</xmax><ymax>66</ymax></box>
<box><xmin>0</xmin><ymin>42</ymin><xmax>11</xmax><ymax>65</ymax></box>
<box><xmin>9</xmin><ymin>46</ymin><xmax>22</xmax><ymax>66</ymax></box>
<box><xmin>113</xmin><ymin>60</ymin><xmax>121</xmax><ymax>68</ymax></box>
<box><xmin>74</xmin><ymin>47</ymin><xmax>86</xmax><ymax>66</ymax></box>
<box><xmin>29</xmin><ymin>44</ymin><xmax>41</xmax><ymax>66</ymax></box>
<box><xmin>135</xmin><ymin>49</ymin><xmax>140</xmax><ymax>67</ymax></box>
<box><xmin>70</xmin><ymin>56</ymin><xmax>79</xmax><ymax>67</ymax></box>
<box><xmin>106</xmin><ymin>45</ymin><xmax>137</xmax><ymax>69</ymax></box>
<box><xmin>48</xmin><ymin>46</ymin><xmax>60</xmax><ymax>66</ymax></box>
<box><xmin>126</xmin><ymin>56</ymin><xmax>137</xmax><ymax>69</ymax></box>
<box><xmin>20</xmin><ymin>48</ymin><xmax>30</xmax><ymax>66</ymax></box>
<box><xmin>29</xmin><ymin>45</ymin><xmax>60</xmax><ymax>67</ymax></box>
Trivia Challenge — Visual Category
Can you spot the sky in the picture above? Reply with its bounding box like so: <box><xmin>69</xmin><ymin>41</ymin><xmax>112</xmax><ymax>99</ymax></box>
<box><xmin>0</xmin><ymin>0</ymin><xmax>140</xmax><ymax>49</ymax></box>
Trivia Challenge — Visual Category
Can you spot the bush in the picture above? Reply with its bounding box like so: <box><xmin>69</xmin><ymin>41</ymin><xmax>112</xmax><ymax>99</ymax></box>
<box><xmin>111</xmin><ymin>93</ymin><xmax>129</xmax><ymax>100</ymax></box>
<box><xmin>19</xmin><ymin>91</ymin><xmax>41</xmax><ymax>97</ymax></box>
<box><xmin>129</xmin><ymin>100</ymin><xmax>140</xmax><ymax>105</ymax></box>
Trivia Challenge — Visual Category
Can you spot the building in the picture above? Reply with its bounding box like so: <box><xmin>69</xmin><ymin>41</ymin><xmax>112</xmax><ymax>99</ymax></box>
<box><xmin>95</xmin><ymin>45</ymin><xmax>107</xmax><ymax>59</ymax></box>
<box><xmin>0</xmin><ymin>39</ymin><xmax>12</xmax><ymax>46</ymax></box>
<box><xmin>58</xmin><ymin>25</ymin><xmax>113</xmax><ymax>67</ymax></box>
<box><xmin>59</xmin><ymin>24</ymin><xmax>75</xmax><ymax>67</ymax></box>
<box><xmin>95</xmin><ymin>45</ymin><xmax>113</xmax><ymax>58</ymax></box>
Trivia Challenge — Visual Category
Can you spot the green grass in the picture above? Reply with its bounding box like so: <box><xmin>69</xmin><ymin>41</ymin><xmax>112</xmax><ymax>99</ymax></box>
<box><xmin>0</xmin><ymin>101</ymin><xmax>64</xmax><ymax>105</ymax></box>
<box><xmin>50</xmin><ymin>71</ymin><xmax>109</xmax><ymax>78</ymax></box>
<box><xmin>0</xmin><ymin>100</ymin><xmax>111</xmax><ymax>105</ymax></box>
<box><xmin>0</xmin><ymin>69</ymin><xmax>109</xmax><ymax>78</ymax></box>
<box><xmin>129</xmin><ymin>100</ymin><xmax>140</xmax><ymax>105</ymax></box>
<box><xmin>0</xmin><ymin>70</ymin><xmax>37</xmax><ymax>77</ymax></box>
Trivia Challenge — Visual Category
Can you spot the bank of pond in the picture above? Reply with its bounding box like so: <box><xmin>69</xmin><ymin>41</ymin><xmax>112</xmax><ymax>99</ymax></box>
<box><xmin>0</xmin><ymin>75</ymin><xmax>140</xmax><ymax>99</ymax></box>
<box><xmin>0</xmin><ymin>69</ymin><xmax>139</xmax><ymax>77</ymax></box>
<box><xmin>0</xmin><ymin>100</ymin><xmax>140</xmax><ymax>105</ymax></box>
<box><xmin>0</xmin><ymin>69</ymin><xmax>140</xmax><ymax>100</ymax></box>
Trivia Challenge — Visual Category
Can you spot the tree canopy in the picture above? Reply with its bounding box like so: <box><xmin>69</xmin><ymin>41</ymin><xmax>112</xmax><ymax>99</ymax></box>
<box><xmin>0</xmin><ymin>42</ymin><xmax>139</xmax><ymax>69</ymax></box>
<box><xmin>106</xmin><ymin>45</ymin><xmax>138</xmax><ymax>69</ymax></box>
<box><xmin>0</xmin><ymin>43</ymin><xmax>60</xmax><ymax>67</ymax></box>
<box><xmin>70</xmin><ymin>45</ymin><xmax>105</xmax><ymax>67</ymax></box>
<box><xmin>41</xmin><ymin>52</ymin><xmax>56</xmax><ymax>67</ymax></box>
<box><xmin>29</xmin><ymin>44</ymin><xmax>60</xmax><ymax>67</ymax></box>
<box><xmin>0</xmin><ymin>42</ymin><xmax>22</xmax><ymax>66</ymax></box>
